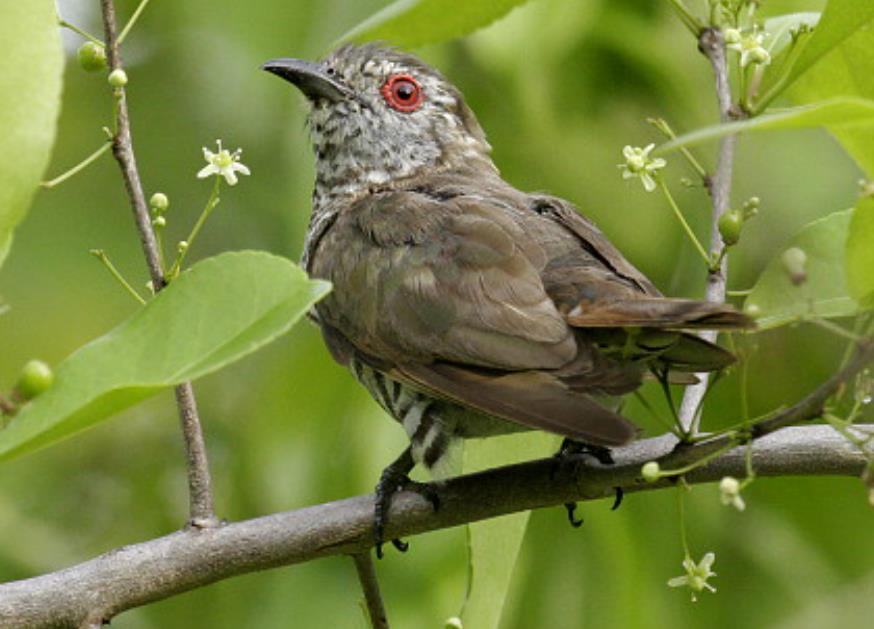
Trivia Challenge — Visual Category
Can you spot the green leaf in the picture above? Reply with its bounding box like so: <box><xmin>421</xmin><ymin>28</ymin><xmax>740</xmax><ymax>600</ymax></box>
<box><xmin>0</xmin><ymin>1</ymin><xmax>63</xmax><ymax>269</ymax></box>
<box><xmin>459</xmin><ymin>432</ymin><xmax>556</xmax><ymax>629</ymax></box>
<box><xmin>0</xmin><ymin>251</ymin><xmax>331</xmax><ymax>462</ymax></box>
<box><xmin>340</xmin><ymin>0</ymin><xmax>534</xmax><ymax>49</ymax></box>
<box><xmin>788</xmin><ymin>19</ymin><xmax>874</xmax><ymax>175</ymax></box>
<box><xmin>763</xmin><ymin>13</ymin><xmax>820</xmax><ymax>59</ymax></box>
<box><xmin>759</xmin><ymin>0</ymin><xmax>874</xmax><ymax>104</ymax></box>
<box><xmin>744</xmin><ymin>210</ymin><xmax>857</xmax><ymax>330</ymax></box>
<box><xmin>659</xmin><ymin>98</ymin><xmax>874</xmax><ymax>154</ymax></box>
<box><xmin>846</xmin><ymin>197</ymin><xmax>874</xmax><ymax>308</ymax></box>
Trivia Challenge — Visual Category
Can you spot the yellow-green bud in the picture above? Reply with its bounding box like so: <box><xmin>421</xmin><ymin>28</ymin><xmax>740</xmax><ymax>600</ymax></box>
<box><xmin>149</xmin><ymin>192</ymin><xmax>169</xmax><ymax>212</ymax></box>
<box><xmin>15</xmin><ymin>360</ymin><xmax>54</xmax><ymax>400</ymax></box>
<box><xmin>108</xmin><ymin>68</ymin><xmax>128</xmax><ymax>88</ymax></box>
<box><xmin>781</xmin><ymin>247</ymin><xmax>808</xmax><ymax>286</ymax></box>
<box><xmin>152</xmin><ymin>215</ymin><xmax>167</xmax><ymax>228</ymax></box>
<box><xmin>77</xmin><ymin>41</ymin><xmax>107</xmax><ymax>73</ymax></box>
<box><xmin>177</xmin><ymin>241</ymin><xmax>189</xmax><ymax>253</ymax></box>
<box><xmin>641</xmin><ymin>461</ymin><xmax>661</xmax><ymax>483</ymax></box>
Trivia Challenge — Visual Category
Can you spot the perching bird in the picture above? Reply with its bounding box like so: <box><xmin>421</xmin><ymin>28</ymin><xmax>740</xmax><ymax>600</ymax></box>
<box><xmin>262</xmin><ymin>44</ymin><xmax>751</xmax><ymax>550</ymax></box>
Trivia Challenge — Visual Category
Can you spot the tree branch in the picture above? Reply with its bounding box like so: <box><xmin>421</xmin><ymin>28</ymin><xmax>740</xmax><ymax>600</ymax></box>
<box><xmin>100</xmin><ymin>0</ymin><xmax>218</xmax><ymax>526</ymax></box>
<box><xmin>0</xmin><ymin>424</ymin><xmax>866</xmax><ymax>628</ymax></box>
<box><xmin>679</xmin><ymin>26</ymin><xmax>743</xmax><ymax>434</ymax></box>
<box><xmin>8</xmin><ymin>333</ymin><xmax>870</xmax><ymax>627</ymax></box>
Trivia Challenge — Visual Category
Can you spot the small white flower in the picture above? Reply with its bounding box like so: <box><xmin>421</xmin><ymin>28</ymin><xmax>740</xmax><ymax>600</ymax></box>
<box><xmin>727</xmin><ymin>28</ymin><xmax>772</xmax><ymax>68</ymax></box>
<box><xmin>719</xmin><ymin>476</ymin><xmax>746</xmax><ymax>511</ymax></box>
<box><xmin>668</xmin><ymin>552</ymin><xmax>717</xmax><ymax>602</ymax></box>
<box><xmin>618</xmin><ymin>144</ymin><xmax>666</xmax><ymax>193</ymax></box>
<box><xmin>197</xmin><ymin>139</ymin><xmax>251</xmax><ymax>186</ymax></box>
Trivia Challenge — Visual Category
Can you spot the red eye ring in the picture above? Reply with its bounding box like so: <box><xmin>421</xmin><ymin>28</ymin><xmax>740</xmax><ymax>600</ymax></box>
<box><xmin>381</xmin><ymin>74</ymin><xmax>424</xmax><ymax>112</ymax></box>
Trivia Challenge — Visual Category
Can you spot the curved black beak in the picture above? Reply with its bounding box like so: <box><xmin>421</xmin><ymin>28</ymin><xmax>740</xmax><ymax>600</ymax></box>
<box><xmin>261</xmin><ymin>58</ymin><xmax>353</xmax><ymax>103</ymax></box>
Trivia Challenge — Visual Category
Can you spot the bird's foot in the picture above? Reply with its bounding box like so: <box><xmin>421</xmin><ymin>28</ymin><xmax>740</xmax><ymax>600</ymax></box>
<box><xmin>551</xmin><ymin>440</ymin><xmax>623</xmax><ymax>527</ymax></box>
<box><xmin>374</xmin><ymin>449</ymin><xmax>440</xmax><ymax>559</ymax></box>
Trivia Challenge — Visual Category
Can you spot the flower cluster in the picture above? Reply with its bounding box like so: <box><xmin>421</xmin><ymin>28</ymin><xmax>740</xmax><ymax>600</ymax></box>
<box><xmin>725</xmin><ymin>27</ymin><xmax>771</xmax><ymax>67</ymax></box>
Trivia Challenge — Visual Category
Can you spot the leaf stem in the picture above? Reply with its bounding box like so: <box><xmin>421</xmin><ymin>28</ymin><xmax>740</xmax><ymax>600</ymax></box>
<box><xmin>117</xmin><ymin>0</ymin><xmax>153</xmax><ymax>44</ymax></box>
<box><xmin>40</xmin><ymin>142</ymin><xmax>112</xmax><ymax>189</ymax></box>
<box><xmin>666</xmin><ymin>0</ymin><xmax>703</xmax><ymax>36</ymax></box>
<box><xmin>89</xmin><ymin>249</ymin><xmax>147</xmax><ymax>305</ymax></box>
<box><xmin>58</xmin><ymin>19</ymin><xmax>104</xmax><ymax>45</ymax></box>
<box><xmin>659</xmin><ymin>181</ymin><xmax>711</xmax><ymax>266</ymax></box>
<box><xmin>648</xmin><ymin>118</ymin><xmax>708</xmax><ymax>179</ymax></box>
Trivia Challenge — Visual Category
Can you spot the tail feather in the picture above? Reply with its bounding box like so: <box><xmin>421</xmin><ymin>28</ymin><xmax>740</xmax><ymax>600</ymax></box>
<box><xmin>566</xmin><ymin>298</ymin><xmax>754</xmax><ymax>330</ymax></box>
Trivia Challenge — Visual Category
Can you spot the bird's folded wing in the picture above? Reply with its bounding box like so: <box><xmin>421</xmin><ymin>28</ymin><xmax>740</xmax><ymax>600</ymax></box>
<box><xmin>395</xmin><ymin>362</ymin><xmax>638</xmax><ymax>446</ymax></box>
<box><xmin>357</xmin><ymin>193</ymin><xmax>580</xmax><ymax>371</ymax></box>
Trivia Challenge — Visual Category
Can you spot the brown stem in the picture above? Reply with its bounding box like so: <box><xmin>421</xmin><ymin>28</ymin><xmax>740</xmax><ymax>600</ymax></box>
<box><xmin>100</xmin><ymin>0</ymin><xmax>217</xmax><ymax>527</ymax></box>
<box><xmin>679</xmin><ymin>26</ymin><xmax>744</xmax><ymax>434</ymax></box>
<box><xmin>352</xmin><ymin>553</ymin><xmax>390</xmax><ymax>629</ymax></box>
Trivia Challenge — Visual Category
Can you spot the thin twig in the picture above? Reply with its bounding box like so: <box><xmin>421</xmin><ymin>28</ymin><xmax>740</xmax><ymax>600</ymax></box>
<box><xmin>174</xmin><ymin>383</ymin><xmax>217</xmax><ymax>525</ymax></box>
<box><xmin>352</xmin><ymin>553</ymin><xmax>390</xmax><ymax>629</ymax></box>
<box><xmin>678</xmin><ymin>26</ymin><xmax>743</xmax><ymax>435</ymax></box>
<box><xmin>100</xmin><ymin>0</ymin><xmax>218</xmax><ymax>527</ymax></box>
<box><xmin>41</xmin><ymin>141</ymin><xmax>111</xmax><ymax>188</ymax></box>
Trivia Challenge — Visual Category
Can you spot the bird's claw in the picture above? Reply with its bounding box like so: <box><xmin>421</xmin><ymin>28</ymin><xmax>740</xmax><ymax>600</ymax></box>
<box><xmin>374</xmin><ymin>451</ymin><xmax>439</xmax><ymax>559</ymax></box>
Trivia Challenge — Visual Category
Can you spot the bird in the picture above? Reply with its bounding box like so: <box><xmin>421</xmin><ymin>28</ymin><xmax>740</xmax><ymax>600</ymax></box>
<box><xmin>262</xmin><ymin>43</ymin><xmax>751</xmax><ymax>552</ymax></box>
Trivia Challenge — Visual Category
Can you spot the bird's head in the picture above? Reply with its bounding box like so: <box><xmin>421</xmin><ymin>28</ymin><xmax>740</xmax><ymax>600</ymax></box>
<box><xmin>262</xmin><ymin>44</ymin><xmax>495</xmax><ymax>199</ymax></box>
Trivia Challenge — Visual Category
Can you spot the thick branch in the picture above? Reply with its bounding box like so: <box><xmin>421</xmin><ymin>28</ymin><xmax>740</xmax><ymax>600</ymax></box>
<box><xmin>100</xmin><ymin>0</ymin><xmax>217</xmax><ymax>526</ymax></box>
<box><xmin>0</xmin><ymin>424</ymin><xmax>867</xmax><ymax>628</ymax></box>
<box><xmin>679</xmin><ymin>26</ymin><xmax>742</xmax><ymax>433</ymax></box>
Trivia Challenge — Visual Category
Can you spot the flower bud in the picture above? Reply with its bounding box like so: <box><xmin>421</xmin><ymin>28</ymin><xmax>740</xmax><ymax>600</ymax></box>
<box><xmin>149</xmin><ymin>192</ymin><xmax>169</xmax><ymax>212</ymax></box>
<box><xmin>781</xmin><ymin>247</ymin><xmax>808</xmax><ymax>286</ymax></box>
<box><xmin>177</xmin><ymin>241</ymin><xmax>189</xmax><ymax>253</ymax></box>
<box><xmin>445</xmin><ymin>618</ymin><xmax>463</xmax><ymax>629</ymax></box>
<box><xmin>108</xmin><ymin>68</ymin><xmax>128</xmax><ymax>88</ymax></box>
<box><xmin>718</xmin><ymin>210</ymin><xmax>744</xmax><ymax>246</ymax></box>
<box><xmin>152</xmin><ymin>215</ymin><xmax>167</xmax><ymax>228</ymax></box>
<box><xmin>77</xmin><ymin>41</ymin><xmax>107</xmax><ymax>73</ymax></box>
<box><xmin>641</xmin><ymin>461</ymin><xmax>661</xmax><ymax>482</ymax></box>
<box><xmin>14</xmin><ymin>360</ymin><xmax>54</xmax><ymax>401</ymax></box>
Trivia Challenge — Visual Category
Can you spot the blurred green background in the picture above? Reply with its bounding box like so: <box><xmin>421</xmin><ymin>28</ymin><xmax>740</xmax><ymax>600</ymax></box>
<box><xmin>2</xmin><ymin>0</ymin><xmax>872</xmax><ymax>627</ymax></box>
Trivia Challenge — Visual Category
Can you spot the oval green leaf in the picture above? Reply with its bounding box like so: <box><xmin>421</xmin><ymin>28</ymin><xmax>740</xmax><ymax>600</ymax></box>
<box><xmin>340</xmin><ymin>0</ymin><xmax>533</xmax><ymax>48</ymax></box>
<box><xmin>788</xmin><ymin>17</ymin><xmax>874</xmax><ymax>176</ymax></box>
<box><xmin>846</xmin><ymin>197</ymin><xmax>874</xmax><ymax>309</ymax></box>
<box><xmin>0</xmin><ymin>1</ymin><xmax>63</xmax><ymax>268</ymax></box>
<box><xmin>0</xmin><ymin>251</ymin><xmax>331</xmax><ymax>462</ymax></box>
<box><xmin>758</xmin><ymin>0</ymin><xmax>874</xmax><ymax>106</ymax></box>
<box><xmin>659</xmin><ymin>98</ymin><xmax>874</xmax><ymax>154</ymax></box>
<box><xmin>744</xmin><ymin>210</ymin><xmax>857</xmax><ymax>330</ymax></box>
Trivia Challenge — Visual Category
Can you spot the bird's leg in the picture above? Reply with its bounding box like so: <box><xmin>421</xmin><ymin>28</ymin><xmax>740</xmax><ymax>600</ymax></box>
<box><xmin>373</xmin><ymin>447</ymin><xmax>440</xmax><ymax>558</ymax></box>
<box><xmin>551</xmin><ymin>439</ymin><xmax>622</xmax><ymax>527</ymax></box>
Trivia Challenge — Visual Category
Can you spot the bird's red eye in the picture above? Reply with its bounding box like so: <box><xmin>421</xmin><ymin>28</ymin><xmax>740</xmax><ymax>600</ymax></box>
<box><xmin>381</xmin><ymin>74</ymin><xmax>423</xmax><ymax>112</ymax></box>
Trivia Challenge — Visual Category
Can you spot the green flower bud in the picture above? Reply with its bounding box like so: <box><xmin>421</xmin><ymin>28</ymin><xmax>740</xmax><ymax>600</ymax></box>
<box><xmin>781</xmin><ymin>247</ymin><xmax>807</xmax><ymax>286</ymax></box>
<box><xmin>641</xmin><ymin>461</ymin><xmax>661</xmax><ymax>483</ymax></box>
<box><xmin>718</xmin><ymin>210</ymin><xmax>744</xmax><ymax>246</ymax></box>
<box><xmin>108</xmin><ymin>68</ymin><xmax>128</xmax><ymax>88</ymax></box>
<box><xmin>445</xmin><ymin>618</ymin><xmax>463</xmax><ymax>629</ymax></box>
<box><xmin>177</xmin><ymin>240</ymin><xmax>189</xmax><ymax>253</ymax></box>
<box><xmin>149</xmin><ymin>192</ymin><xmax>169</xmax><ymax>212</ymax></box>
<box><xmin>15</xmin><ymin>360</ymin><xmax>54</xmax><ymax>401</ymax></box>
<box><xmin>152</xmin><ymin>215</ymin><xmax>167</xmax><ymax>228</ymax></box>
<box><xmin>77</xmin><ymin>41</ymin><xmax>107</xmax><ymax>73</ymax></box>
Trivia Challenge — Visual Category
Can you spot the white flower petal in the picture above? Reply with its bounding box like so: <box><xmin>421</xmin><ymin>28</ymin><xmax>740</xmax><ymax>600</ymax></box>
<box><xmin>222</xmin><ymin>169</ymin><xmax>239</xmax><ymax>186</ymax></box>
<box><xmin>197</xmin><ymin>164</ymin><xmax>219</xmax><ymax>179</ymax></box>
<box><xmin>641</xmin><ymin>174</ymin><xmax>657</xmax><ymax>192</ymax></box>
<box><xmin>667</xmin><ymin>576</ymin><xmax>689</xmax><ymax>588</ymax></box>
<box><xmin>232</xmin><ymin>162</ymin><xmax>251</xmax><ymax>176</ymax></box>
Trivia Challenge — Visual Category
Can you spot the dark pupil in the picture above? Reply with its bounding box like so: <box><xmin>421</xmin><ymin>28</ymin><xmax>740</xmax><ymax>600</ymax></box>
<box><xmin>395</xmin><ymin>82</ymin><xmax>415</xmax><ymax>100</ymax></box>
